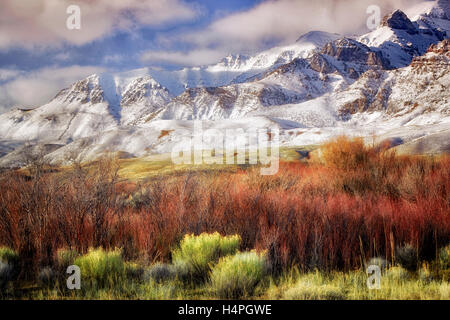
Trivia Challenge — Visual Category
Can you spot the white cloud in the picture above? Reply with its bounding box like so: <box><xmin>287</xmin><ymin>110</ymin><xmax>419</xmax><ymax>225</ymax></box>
<box><xmin>0</xmin><ymin>0</ymin><xmax>198</xmax><ymax>49</ymax></box>
<box><xmin>0</xmin><ymin>69</ymin><xmax>23</xmax><ymax>82</ymax></box>
<box><xmin>53</xmin><ymin>52</ymin><xmax>72</xmax><ymax>62</ymax></box>
<box><xmin>141</xmin><ymin>0</ymin><xmax>425</xmax><ymax>67</ymax></box>
<box><xmin>141</xmin><ymin>49</ymin><xmax>228</xmax><ymax>67</ymax></box>
<box><xmin>184</xmin><ymin>0</ymin><xmax>424</xmax><ymax>49</ymax></box>
<box><xmin>0</xmin><ymin>66</ymin><xmax>106</xmax><ymax>112</ymax></box>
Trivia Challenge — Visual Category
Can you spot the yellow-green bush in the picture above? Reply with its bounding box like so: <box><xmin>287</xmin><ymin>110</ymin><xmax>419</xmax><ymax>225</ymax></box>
<box><xmin>384</xmin><ymin>266</ymin><xmax>411</xmax><ymax>282</ymax></box>
<box><xmin>210</xmin><ymin>251</ymin><xmax>268</xmax><ymax>299</ymax></box>
<box><xmin>56</xmin><ymin>248</ymin><xmax>78</xmax><ymax>268</ymax></box>
<box><xmin>0</xmin><ymin>247</ymin><xmax>19</xmax><ymax>266</ymax></box>
<box><xmin>270</xmin><ymin>271</ymin><xmax>347</xmax><ymax>300</ymax></box>
<box><xmin>418</xmin><ymin>263</ymin><xmax>434</xmax><ymax>283</ymax></box>
<box><xmin>74</xmin><ymin>248</ymin><xmax>125</xmax><ymax>288</ymax></box>
<box><xmin>172</xmin><ymin>232</ymin><xmax>240</xmax><ymax>281</ymax></box>
<box><xmin>438</xmin><ymin>245</ymin><xmax>450</xmax><ymax>281</ymax></box>
<box><xmin>438</xmin><ymin>245</ymin><xmax>450</xmax><ymax>270</ymax></box>
<box><xmin>0</xmin><ymin>247</ymin><xmax>19</xmax><ymax>291</ymax></box>
<box><xmin>283</xmin><ymin>282</ymin><xmax>346</xmax><ymax>300</ymax></box>
<box><xmin>439</xmin><ymin>282</ymin><xmax>450</xmax><ymax>300</ymax></box>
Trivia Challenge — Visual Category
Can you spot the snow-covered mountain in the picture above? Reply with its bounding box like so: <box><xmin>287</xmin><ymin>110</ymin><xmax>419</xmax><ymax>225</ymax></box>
<box><xmin>336</xmin><ymin>39</ymin><xmax>450</xmax><ymax>117</ymax></box>
<box><xmin>359</xmin><ymin>1</ymin><xmax>449</xmax><ymax>68</ymax></box>
<box><xmin>0</xmin><ymin>69</ymin><xmax>171</xmax><ymax>143</ymax></box>
<box><xmin>0</xmin><ymin>1</ymin><xmax>448</xmax><ymax>167</ymax></box>
<box><xmin>156</xmin><ymin>37</ymin><xmax>390</xmax><ymax>120</ymax></box>
<box><xmin>237</xmin><ymin>38</ymin><xmax>448</xmax><ymax>143</ymax></box>
<box><xmin>146</xmin><ymin>31</ymin><xmax>340</xmax><ymax>95</ymax></box>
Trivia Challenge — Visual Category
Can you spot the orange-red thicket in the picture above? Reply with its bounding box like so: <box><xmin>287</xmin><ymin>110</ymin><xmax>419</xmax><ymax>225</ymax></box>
<box><xmin>0</xmin><ymin>139</ymin><xmax>449</xmax><ymax>275</ymax></box>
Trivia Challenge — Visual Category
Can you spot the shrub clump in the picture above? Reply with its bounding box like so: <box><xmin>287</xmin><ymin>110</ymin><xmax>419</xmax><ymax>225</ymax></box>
<box><xmin>144</xmin><ymin>263</ymin><xmax>177</xmax><ymax>283</ymax></box>
<box><xmin>0</xmin><ymin>247</ymin><xmax>19</xmax><ymax>290</ymax></box>
<box><xmin>438</xmin><ymin>245</ymin><xmax>450</xmax><ymax>280</ymax></box>
<box><xmin>0</xmin><ymin>247</ymin><xmax>19</xmax><ymax>267</ymax></box>
<box><xmin>385</xmin><ymin>266</ymin><xmax>411</xmax><ymax>282</ymax></box>
<box><xmin>438</xmin><ymin>245</ymin><xmax>450</xmax><ymax>270</ymax></box>
<box><xmin>172</xmin><ymin>232</ymin><xmax>240</xmax><ymax>281</ymax></box>
<box><xmin>74</xmin><ymin>248</ymin><xmax>125</xmax><ymax>288</ymax></box>
<box><xmin>282</xmin><ymin>282</ymin><xmax>346</xmax><ymax>300</ymax></box>
<box><xmin>125</xmin><ymin>263</ymin><xmax>145</xmax><ymax>281</ymax></box>
<box><xmin>56</xmin><ymin>248</ymin><xmax>78</xmax><ymax>269</ymax></box>
<box><xmin>210</xmin><ymin>251</ymin><xmax>268</xmax><ymax>299</ymax></box>
<box><xmin>38</xmin><ymin>267</ymin><xmax>56</xmax><ymax>287</ymax></box>
<box><xmin>0</xmin><ymin>261</ymin><xmax>13</xmax><ymax>291</ymax></box>
<box><xmin>321</xmin><ymin>136</ymin><xmax>371</xmax><ymax>171</ymax></box>
<box><xmin>395</xmin><ymin>245</ymin><xmax>418</xmax><ymax>271</ymax></box>
<box><xmin>418</xmin><ymin>264</ymin><xmax>434</xmax><ymax>283</ymax></box>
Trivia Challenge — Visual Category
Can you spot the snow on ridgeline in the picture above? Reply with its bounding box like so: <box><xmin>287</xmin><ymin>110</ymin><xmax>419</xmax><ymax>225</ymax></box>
<box><xmin>146</xmin><ymin>31</ymin><xmax>341</xmax><ymax>95</ymax></box>
<box><xmin>359</xmin><ymin>0</ymin><xmax>449</xmax><ymax>68</ymax></box>
<box><xmin>0</xmin><ymin>69</ymin><xmax>172</xmax><ymax>143</ymax></box>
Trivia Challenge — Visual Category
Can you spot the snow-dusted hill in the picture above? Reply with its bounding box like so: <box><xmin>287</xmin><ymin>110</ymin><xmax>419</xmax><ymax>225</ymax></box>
<box><xmin>0</xmin><ymin>2</ymin><xmax>449</xmax><ymax>167</ymax></box>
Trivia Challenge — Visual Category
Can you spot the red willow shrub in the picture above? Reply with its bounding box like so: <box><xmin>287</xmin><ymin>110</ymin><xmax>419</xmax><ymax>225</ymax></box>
<box><xmin>0</xmin><ymin>149</ymin><xmax>449</xmax><ymax>276</ymax></box>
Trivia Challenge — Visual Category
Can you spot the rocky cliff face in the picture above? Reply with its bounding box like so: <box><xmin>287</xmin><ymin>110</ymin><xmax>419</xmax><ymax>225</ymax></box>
<box><xmin>321</xmin><ymin>38</ymin><xmax>390</xmax><ymax>69</ymax></box>
<box><xmin>382</xmin><ymin>10</ymin><xmax>418</xmax><ymax>35</ymax></box>
<box><xmin>121</xmin><ymin>76</ymin><xmax>170</xmax><ymax>108</ymax></box>
<box><xmin>54</xmin><ymin>75</ymin><xmax>106</xmax><ymax>105</ymax></box>
<box><xmin>157</xmin><ymin>55</ymin><xmax>342</xmax><ymax>120</ymax></box>
<box><xmin>338</xmin><ymin>39</ymin><xmax>449</xmax><ymax>116</ymax></box>
<box><xmin>411</xmin><ymin>38</ymin><xmax>450</xmax><ymax>70</ymax></box>
<box><xmin>359</xmin><ymin>5</ymin><xmax>449</xmax><ymax>68</ymax></box>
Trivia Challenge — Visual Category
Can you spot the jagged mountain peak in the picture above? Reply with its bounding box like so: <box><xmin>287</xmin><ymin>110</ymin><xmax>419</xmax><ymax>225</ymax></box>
<box><xmin>322</xmin><ymin>37</ymin><xmax>368</xmax><ymax>53</ymax></box>
<box><xmin>145</xmin><ymin>31</ymin><xmax>341</xmax><ymax>95</ymax></box>
<box><xmin>358</xmin><ymin>1</ymin><xmax>449</xmax><ymax>69</ymax></box>
<box><xmin>53</xmin><ymin>73</ymin><xmax>105</xmax><ymax>105</ymax></box>
<box><xmin>0</xmin><ymin>69</ymin><xmax>173</xmax><ymax>144</ymax></box>
<box><xmin>216</xmin><ymin>54</ymin><xmax>251</xmax><ymax>69</ymax></box>
<box><xmin>52</xmin><ymin>69</ymin><xmax>170</xmax><ymax>108</ymax></box>
<box><xmin>321</xmin><ymin>37</ymin><xmax>390</xmax><ymax>70</ymax></box>
<box><xmin>337</xmin><ymin>39</ymin><xmax>449</xmax><ymax>118</ymax></box>
<box><xmin>381</xmin><ymin>9</ymin><xmax>418</xmax><ymax>34</ymax></box>
<box><xmin>120</xmin><ymin>75</ymin><xmax>171</xmax><ymax>110</ymax></box>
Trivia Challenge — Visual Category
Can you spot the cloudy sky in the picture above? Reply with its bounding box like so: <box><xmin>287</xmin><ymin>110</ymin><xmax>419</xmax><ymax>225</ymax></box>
<box><xmin>0</xmin><ymin>0</ymin><xmax>427</xmax><ymax>112</ymax></box>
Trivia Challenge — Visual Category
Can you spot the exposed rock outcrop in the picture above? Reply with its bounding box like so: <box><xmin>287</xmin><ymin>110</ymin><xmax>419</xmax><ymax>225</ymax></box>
<box><xmin>381</xmin><ymin>10</ymin><xmax>418</xmax><ymax>34</ymax></box>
